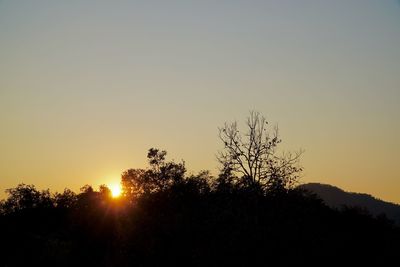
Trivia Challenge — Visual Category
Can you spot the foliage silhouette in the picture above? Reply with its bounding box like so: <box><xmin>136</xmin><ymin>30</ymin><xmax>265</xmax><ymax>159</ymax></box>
<box><xmin>121</xmin><ymin>148</ymin><xmax>186</xmax><ymax>200</ymax></box>
<box><xmin>0</xmin><ymin>114</ymin><xmax>399</xmax><ymax>266</ymax></box>
<box><xmin>217</xmin><ymin>111</ymin><xmax>303</xmax><ymax>194</ymax></box>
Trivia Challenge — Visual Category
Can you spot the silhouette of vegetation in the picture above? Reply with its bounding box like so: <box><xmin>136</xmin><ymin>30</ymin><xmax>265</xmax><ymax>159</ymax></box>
<box><xmin>217</xmin><ymin>111</ymin><xmax>303</xmax><ymax>194</ymax></box>
<box><xmin>0</xmin><ymin>113</ymin><xmax>399</xmax><ymax>266</ymax></box>
<box><xmin>121</xmin><ymin>148</ymin><xmax>186</xmax><ymax>200</ymax></box>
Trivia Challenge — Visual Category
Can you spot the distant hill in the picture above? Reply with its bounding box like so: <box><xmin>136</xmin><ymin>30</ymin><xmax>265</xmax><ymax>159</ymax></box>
<box><xmin>300</xmin><ymin>183</ymin><xmax>400</xmax><ymax>225</ymax></box>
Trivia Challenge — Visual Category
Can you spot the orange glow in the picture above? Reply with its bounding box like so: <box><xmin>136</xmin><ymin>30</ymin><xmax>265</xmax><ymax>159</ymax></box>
<box><xmin>110</xmin><ymin>183</ymin><xmax>122</xmax><ymax>198</ymax></box>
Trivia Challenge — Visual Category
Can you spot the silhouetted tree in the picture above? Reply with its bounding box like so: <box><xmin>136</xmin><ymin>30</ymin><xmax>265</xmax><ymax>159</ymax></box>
<box><xmin>121</xmin><ymin>168</ymin><xmax>147</xmax><ymax>199</ymax></box>
<box><xmin>146</xmin><ymin>148</ymin><xmax>186</xmax><ymax>190</ymax></box>
<box><xmin>99</xmin><ymin>184</ymin><xmax>112</xmax><ymax>198</ymax></box>
<box><xmin>1</xmin><ymin>115</ymin><xmax>400</xmax><ymax>267</ymax></box>
<box><xmin>54</xmin><ymin>188</ymin><xmax>77</xmax><ymax>209</ymax></box>
<box><xmin>217</xmin><ymin>111</ymin><xmax>303</xmax><ymax>193</ymax></box>
<box><xmin>180</xmin><ymin>170</ymin><xmax>213</xmax><ymax>195</ymax></box>
<box><xmin>122</xmin><ymin>148</ymin><xmax>186</xmax><ymax>200</ymax></box>
<box><xmin>75</xmin><ymin>184</ymin><xmax>113</xmax><ymax>211</ymax></box>
<box><xmin>1</xmin><ymin>184</ymin><xmax>53</xmax><ymax>214</ymax></box>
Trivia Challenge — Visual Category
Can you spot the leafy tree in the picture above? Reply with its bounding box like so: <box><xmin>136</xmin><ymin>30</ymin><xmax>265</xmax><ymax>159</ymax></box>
<box><xmin>99</xmin><ymin>184</ymin><xmax>112</xmax><ymax>198</ymax></box>
<box><xmin>1</xmin><ymin>184</ymin><xmax>53</xmax><ymax>214</ymax></box>
<box><xmin>1</xmin><ymin>141</ymin><xmax>400</xmax><ymax>266</ymax></box>
<box><xmin>75</xmin><ymin>184</ymin><xmax>112</xmax><ymax>210</ymax></box>
<box><xmin>146</xmin><ymin>148</ymin><xmax>186</xmax><ymax>190</ymax></box>
<box><xmin>121</xmin><ymin>168</ymin><xmax>147</xmax><ymax>199</ymax></box>
<box><xmin>217</xmin><ymin>111</ymin><xmax>303</xmax><ymax>193</ymax></box>
<box><xmin>180</xmin><ymin>170</ymin><xmax>213</xmax><ymax>195</ymax></box>
<box><xmin>54</xmin><ymin>188</ymin><xmax>77</xmax><ymax>209</ymax></box>
<box><xmin>122</xmin><ymin>148</ymin><xmax>186</xmax><ymax>199</ymax></box>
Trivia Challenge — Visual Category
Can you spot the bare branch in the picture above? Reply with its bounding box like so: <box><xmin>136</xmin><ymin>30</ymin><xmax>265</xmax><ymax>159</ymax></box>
<box><xmin>217</xmin><ymin>111</ymin><xmax>303</xmax><ymax>193</ymax></box>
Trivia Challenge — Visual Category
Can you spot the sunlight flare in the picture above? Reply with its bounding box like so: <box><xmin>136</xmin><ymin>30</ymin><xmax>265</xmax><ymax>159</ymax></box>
<box><xmin>110</xmin><ymin>183</ymin><xmax>122</xmax><ymax>198</ymax></box>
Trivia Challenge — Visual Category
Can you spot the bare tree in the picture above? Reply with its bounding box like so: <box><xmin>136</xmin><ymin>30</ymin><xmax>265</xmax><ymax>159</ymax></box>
<box><xmin>217</xmin><ymin>111</ymin><xmax>303</xmax><ymax>192</ymax></box>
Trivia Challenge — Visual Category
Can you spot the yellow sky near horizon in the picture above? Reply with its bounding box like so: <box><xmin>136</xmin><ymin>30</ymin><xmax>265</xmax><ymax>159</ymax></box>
<box><xmin>0</xmin><ymin>1</ymin><xmax>399</xmax><ymax>203</ymax></box>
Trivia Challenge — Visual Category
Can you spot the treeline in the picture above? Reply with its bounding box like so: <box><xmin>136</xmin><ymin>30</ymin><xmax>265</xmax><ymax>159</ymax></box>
<box><xmin>0</xmin><ymin>148</ymin><xmax>399</xmax><ymax>266</ymax></box>
<box><xmin>1</xmin><ymin>113</ymin><xmax>399</xmax><ymax>266</ymax></box>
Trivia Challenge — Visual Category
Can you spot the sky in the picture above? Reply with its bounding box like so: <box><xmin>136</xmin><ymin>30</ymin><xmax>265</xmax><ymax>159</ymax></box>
<box><xmin>0</xmin><ymin>0</ymin><xmax>399</xmax><ymax>203</ymax></box>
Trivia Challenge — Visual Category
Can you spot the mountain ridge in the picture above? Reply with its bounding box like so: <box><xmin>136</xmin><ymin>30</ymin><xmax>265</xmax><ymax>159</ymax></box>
<box><xmin>300</xmin><ymin>183</ymin><xmax>400</xmax><ymax>225</ymax></box>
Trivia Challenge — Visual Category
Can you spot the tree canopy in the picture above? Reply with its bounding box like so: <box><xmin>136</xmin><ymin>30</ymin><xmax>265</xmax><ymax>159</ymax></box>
<box><xmin>217</xmin><ymin>111</ymin><xmax>303</xmax><ymax>193</ymax></box>
<box><xmin>0</xmin><ymin>112</ymin><xmax>399</xmax><ymax>267</ymax></box>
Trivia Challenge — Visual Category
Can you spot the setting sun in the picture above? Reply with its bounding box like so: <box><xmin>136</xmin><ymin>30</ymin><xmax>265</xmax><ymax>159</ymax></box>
<box><xmin>110</xmin><ymin>183</ymin><xmax>122</xmax><ymax>198</ymax></box>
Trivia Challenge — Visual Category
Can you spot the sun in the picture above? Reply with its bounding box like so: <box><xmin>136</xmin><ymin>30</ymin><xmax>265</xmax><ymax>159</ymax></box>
<box><xmin>109</xmin><ymin>183</ymin><xmax>122</xmax><ymax>198</ymax></box>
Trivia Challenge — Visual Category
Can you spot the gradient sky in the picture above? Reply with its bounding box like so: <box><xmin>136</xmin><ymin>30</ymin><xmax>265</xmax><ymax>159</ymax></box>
<box><xmin>1</xmin><ymin>0</ymin><xmax>399</xmax><ymax>202</ymax></box>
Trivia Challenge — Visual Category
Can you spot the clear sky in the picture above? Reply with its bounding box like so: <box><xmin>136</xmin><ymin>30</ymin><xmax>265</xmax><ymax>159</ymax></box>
<box><xmin>1</xmin><ymin>0</ymin><xmax>399</xmax><ymax>202</ymax></box>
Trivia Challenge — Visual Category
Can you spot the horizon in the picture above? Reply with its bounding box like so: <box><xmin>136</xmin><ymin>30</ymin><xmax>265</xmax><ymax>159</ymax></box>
<box><xmin>1</xmin><ymin>1</ymin><xmax>400</xmax><ymax>203</ymax></box>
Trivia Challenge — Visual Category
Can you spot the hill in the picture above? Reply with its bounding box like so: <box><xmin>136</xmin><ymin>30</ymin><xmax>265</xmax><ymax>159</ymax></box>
<box><xmin>300</xmin><ymin>183</ymin><xmax>400</xmax><ymax>225</ymax></box>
